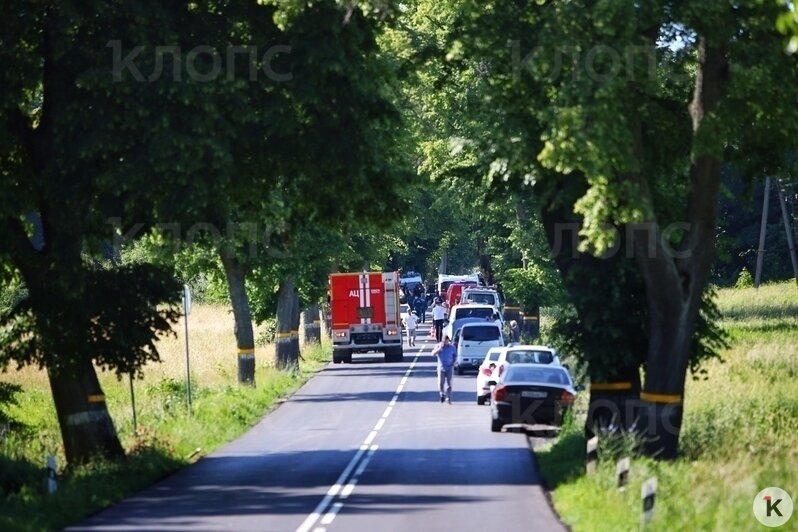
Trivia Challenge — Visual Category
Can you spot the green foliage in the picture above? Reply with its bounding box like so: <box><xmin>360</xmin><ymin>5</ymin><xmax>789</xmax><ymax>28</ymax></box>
<box><xmin>256</xmin><ymin>318</ymin><xmax>277</xmax><ymax>346</ymax></box>
<box><xmin>734</xmin><ymin>267</ymin><xmax>754</xmax><ymax>288</ymax></box>
<box><xmin>500</xmin><ymin>265</ymin><xmax>563</xmax><ymax>309</ymax></box>
<box><xmin>0</xmin><ymin>382</ymin><xmax>23</xmax><ymax>430</ymax></box>
<box><xmin>0</xmin><ymin>279</ymin><xmax>26</xmax><ymax>316</ymax></box>
<box><xmin>0</xmin><ymin>264</ymin><xmax>181</xmax><ymax>377</ymax></box>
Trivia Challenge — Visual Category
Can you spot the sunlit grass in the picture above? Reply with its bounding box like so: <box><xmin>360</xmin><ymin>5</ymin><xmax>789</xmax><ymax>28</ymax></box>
<box><xmin>537</xmin><ymin>280</ymin><xmax>798</xmax><ymax>531</ymax></box>
<box><xmin>0</xmin><ymin>304</ymin><xmax>330</xmax><ymax>530</ymax></box>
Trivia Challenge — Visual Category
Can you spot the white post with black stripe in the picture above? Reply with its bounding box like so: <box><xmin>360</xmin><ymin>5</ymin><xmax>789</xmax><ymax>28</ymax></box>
<box><xmin>641</xmin><ymin>477</ymin><xmax>657</xmax><ymax>526</ymax></box>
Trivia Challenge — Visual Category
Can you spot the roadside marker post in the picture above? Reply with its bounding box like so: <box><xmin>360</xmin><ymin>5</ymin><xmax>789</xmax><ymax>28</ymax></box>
<box><xmin>129</xmin><ymin>372</ymin><xmax>137</xmax><ymax>436</ymax></box>
<box><xmin>586</xmin><ymin>436</ymin><xmax>598</xmax><ymax>474</ymax></box>
<box><xmin>46</xmin><ymin>455</ymin><xmax>57</xmax><ymax>494</ymax></box>
<box><xmin>641</xmin><ymin>477</ymin><xmax>657</xmax><ymax>526</ymax></box>
<box><xmin>182</xmin><ymin>284</ymin><xmax>193</xmax><ymax>415</ymax></box>
<box><xmin>616</xmin><ymin>457</ymin><xmax>630</xmax><ymax>490</ymax></box>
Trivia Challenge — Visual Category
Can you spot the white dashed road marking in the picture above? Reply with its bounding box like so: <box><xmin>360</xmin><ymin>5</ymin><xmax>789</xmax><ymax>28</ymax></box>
<box><xmin>295</xmin><ymin>344</ymin><xmax>427</xmax><ymax>532</ymax></box>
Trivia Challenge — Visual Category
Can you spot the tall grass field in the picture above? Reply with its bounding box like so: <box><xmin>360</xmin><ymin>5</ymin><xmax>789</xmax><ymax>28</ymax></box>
<box><xmin>536</xmin><ymin>281</ymin><xmax>798</xmax><ymax>531</ymax></box>
<box><xmin>0</xmin><ymin>305</ymin><xmax>330</xmax><ymax>531</ymax></box>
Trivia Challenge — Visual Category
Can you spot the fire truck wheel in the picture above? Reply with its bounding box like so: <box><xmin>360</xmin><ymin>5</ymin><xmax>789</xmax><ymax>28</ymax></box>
<box><xmin>344</xmin><ymin>351</ymin><xmax>352</xmax><ymax>364</ymax></box>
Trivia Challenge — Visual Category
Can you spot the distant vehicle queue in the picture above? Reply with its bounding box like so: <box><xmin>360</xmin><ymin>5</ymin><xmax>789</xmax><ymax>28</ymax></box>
<box><xmin>328</xmin><ymin>270</ymin><xmax>578</xmax><ymax>432</ymax></box>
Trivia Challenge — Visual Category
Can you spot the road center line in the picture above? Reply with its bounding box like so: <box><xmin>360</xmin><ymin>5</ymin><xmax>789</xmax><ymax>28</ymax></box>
<box><xmin>320</xmin><ymin>502</ymin><xmax>344</xmax><ymax>526</ymax></box>
<box><xmin>295</xmin><ymin>347</ymin><xmax>425</xmax><ymax>532</ymax></box>
<box><xmin>295</xmin><ymin>444</ymin><xmax>368</xmax><ymax>532</ymax></box>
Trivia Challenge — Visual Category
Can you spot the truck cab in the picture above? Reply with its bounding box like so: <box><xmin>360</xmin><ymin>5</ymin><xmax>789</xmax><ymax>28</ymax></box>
<box><xmin>329</xmin><ymin>272</ymin><xmax>404</xmax><ymax>363</ymax></box>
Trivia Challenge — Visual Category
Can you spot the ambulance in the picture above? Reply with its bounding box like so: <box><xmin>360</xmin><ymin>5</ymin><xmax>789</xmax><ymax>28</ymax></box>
<box><xmin>329</xmin><ymin>272</ymin><xmax>404</xmax><ymax>363</ymax></box>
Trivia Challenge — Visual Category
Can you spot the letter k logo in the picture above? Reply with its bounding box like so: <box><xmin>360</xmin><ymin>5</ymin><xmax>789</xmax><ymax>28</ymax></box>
<box><xmin>764</xmin><ymin>496</ymin><xmax>783</xmax><ymax>517</ymax></box>
<box><xmin>754</xmin><ymin>487</ymin><xmax>793</xmax><ymax>527</ymax></box>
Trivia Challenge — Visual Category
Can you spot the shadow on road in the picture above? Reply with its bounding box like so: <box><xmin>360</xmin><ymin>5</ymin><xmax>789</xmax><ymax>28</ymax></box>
<box><xmin>75</xmin><ymin>447</ymin><xmax>539</xmax><ymax>528</ymax></box>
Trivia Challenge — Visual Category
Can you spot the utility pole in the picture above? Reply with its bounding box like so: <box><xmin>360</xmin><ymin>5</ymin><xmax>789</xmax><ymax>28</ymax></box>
<box><xmin>776</xmin><ymin>180</ymin><xmax>798</xmax><ymax>286</ymax></box>
<box><xmin>754</xmin><ymin>177</ymin><xmax>771</xmax><ymax>288</ymax></box>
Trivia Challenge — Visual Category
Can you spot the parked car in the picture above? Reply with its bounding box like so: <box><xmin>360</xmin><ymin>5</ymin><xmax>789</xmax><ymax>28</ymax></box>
<box><xmin>475</xmin><ymin>347</ymin><xmax>505</xmax><ymax>404</ymax></box>
<box><xmin>443</xmin><ymin>303</ymin><xmax>503</xmax><ymax>340</ymax></box>
<box><xmin>476</xmin><ymin>345</ymin><xmax>560</xmax><ymax>405</ymax></box>
<box><xmin>490</xmin><ymin>364</ymin><xmax>576</xmax><ymax>432</ymax></box>
<box><xmin>455</xmin><ymin>321</ymin><xmax>504</xmax><ymax>375</ymax></box>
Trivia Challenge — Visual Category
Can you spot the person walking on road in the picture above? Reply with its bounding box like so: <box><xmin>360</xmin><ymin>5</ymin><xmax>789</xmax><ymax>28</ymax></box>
<box><xmin>431</xmin><ymin>299</ymin><xmax>446</xmax><ymax>341</ymax></box>
<box><xmin>414</xmin><ymin>294</ymin><xmax>426</xmax><ymax>323</ymax></box>
<box><xmin>403</xmin><ymin>310</ymin><xmax>419</xmax><ymax>347</ymax></box>
<box><xmin>431</xmin><ymin>335</ymin><xmax>457</xmax><ymax>404</ymax></box>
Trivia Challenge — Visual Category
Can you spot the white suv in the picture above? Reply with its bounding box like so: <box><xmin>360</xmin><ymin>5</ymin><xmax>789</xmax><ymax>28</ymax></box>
<box><xmin>461</xmin><ymin>288</ymin><xmax>502</xmax><ymax>310</ymax></box>
<box><xmin>455</xmin><ymin>322</ymin><xmax>504</xmax><ymax>375</ymax></box>
<box><xmin>444</xmin><ymin>303</ymin><xmax>503</xmax><ymax>341</ymax></box>
<box><xmin>475</xmin><ymin>345</ymin><xmax>560</xmax><ymax>404</ymax></box>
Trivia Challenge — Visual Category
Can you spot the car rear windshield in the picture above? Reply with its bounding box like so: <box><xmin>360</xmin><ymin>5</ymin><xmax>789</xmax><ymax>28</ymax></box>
<box><xmin>506</xmin><ymin>350</ymin><xmax>554</xmax><ymax>364</ymax></box>
<box><xmin>505</xmin><ymin>367</ymin><xmax>570</xmax><ymax>385</ymax></box>
<box><xmin>465</xmin><ymin>293</ymin><xmax>496</xmax><ymax>305</ymax></box>
<box><xmin>462</xmin><ymin>326</ymin><xmax>500</xmax><ymax>341</ymax></box>
<box><xmin>455</xmin><ymin>307</ymin><xmax>494</xmax><ymax>320</ymax></box>
<box><xmin>488</xmin><ymin>351</ymin><xmax>501</xmax><ymax>361</ymax></box>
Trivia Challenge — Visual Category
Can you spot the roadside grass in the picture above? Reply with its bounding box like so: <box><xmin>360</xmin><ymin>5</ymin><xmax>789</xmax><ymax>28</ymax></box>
<box><xmin>536</xmin><ymin>281</ymin><xmax>798</xmax><ymax>531</ymax></box>
<box><xmin>0</xmin><ymin>304</ymin><xmax>331</xmax><ymax>531</ymax></box>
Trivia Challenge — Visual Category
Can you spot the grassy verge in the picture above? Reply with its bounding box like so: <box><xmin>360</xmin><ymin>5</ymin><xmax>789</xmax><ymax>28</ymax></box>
<box><xmin>0</xmin><ymin>304</ymin><xmax>331</xmax><ymax>531</ymax></box>
<box><xmin>536</xmin><ymin>281</ymin><xmax>798</xmax><ymax>531</ymax></box>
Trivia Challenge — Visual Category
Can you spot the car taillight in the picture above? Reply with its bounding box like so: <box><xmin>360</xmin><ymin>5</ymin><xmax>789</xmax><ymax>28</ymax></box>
<box><xmin>481</xmin><ymin>367</ymin><xmax>493</xmax><ymax>376</ymax></box>
<box><xmin>559</xmin><ymin>390</ymin><xmax>575</xmax><ymax>406</ymax></box>
<box><xmin>493</xmin><ymin>385</ymin><xmax>508</xmax><ymax>402</ymax></box>
<box><xmin>498</xmin><ymin>364</ymin><xmax>505</xmax><ymax>377</ymax></box>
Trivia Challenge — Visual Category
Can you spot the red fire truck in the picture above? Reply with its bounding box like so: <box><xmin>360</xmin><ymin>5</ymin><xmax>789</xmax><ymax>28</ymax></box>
<box><xmin>329</xmin><ymin>271</ymin><xmax>404</xmax><ymax>363</ymax></box>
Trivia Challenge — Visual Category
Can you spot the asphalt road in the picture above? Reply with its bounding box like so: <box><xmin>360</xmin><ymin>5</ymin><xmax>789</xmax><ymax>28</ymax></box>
<box><xmin>71</xmin><ymin>320</ymin><xmax>566</xmax><ymax>532</ymax></box>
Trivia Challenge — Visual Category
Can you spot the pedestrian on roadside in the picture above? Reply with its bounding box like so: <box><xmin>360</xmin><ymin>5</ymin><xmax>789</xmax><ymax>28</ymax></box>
<box><xmin>414</xmin><ymin>294</ymin><xmax>426</xmax><ymax>323</ymax></box>
<box><xmin>403</xmin><ymin>310</ymin><xmax>419</xmax><ymax>347</ymax></box>
<box><xmin>431</xmin><ymin>300</ymin><xmax>446</xmax><ymax>341</ymax></box>
<box><xmin>431</xmin><ymin>335</ymin><xmax>458</xmax><ymax>404</ymax></box>
<box><xmin>508</xmin><ymin>320</ymin><xmax>520</xmax><ymax>343</ymax></box>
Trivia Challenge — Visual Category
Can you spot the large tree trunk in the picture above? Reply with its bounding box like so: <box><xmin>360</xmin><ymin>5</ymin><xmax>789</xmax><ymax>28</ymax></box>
<box><xmin>585</xmin><ymin>367</ymin><xmax>641</xmax><ymax>440</ymax></box>
<box><xmin>302</xmin><ymin>303</ymin><xmax>322</xmax><ymax>345</ymax></box>
<box><xmin>515</xmin><ymin>200</ymin><xmax>530</xmax><ymax>269</ymax></box>
<box><xmin>538</xmin><ymin>191</ymin><xmax>648</xmax><ymax>439</ymax></box>
<box><xmin>321</xmin><ymin>303</ymin><xmax>332</xmax><ymax>339</ymax></box>
<box><xmin>18</xmin><ymin>215</ymin><xmax>127</xmax><ymax>465</ymax></box>
<box><xmin>631</xmin><ymin>38</ymin><xmax>727</xmax><ymax>458</ymax></box>
<box><xmin>520</xmin><ymin>303</ymin><xmax>540</xmax><ymax>340</ymax></box>
<box><xmin>220</xmin><ymin>253</ymin><xmax>255</xmax><ymax>385</ymax></box>
<box><xmin>477</xmin><ymin>236</ymin><xmax>495</xmax><ymax>286</ymax></box>
<box><xmin>48</xmin><ymin>358</ymin><xmax>125</xmax><ymax>464</ymax></box>
<box><xmin>275</xmin><ymin>275</ymin><xmax>300</xmax><ymax>370</ymax></box>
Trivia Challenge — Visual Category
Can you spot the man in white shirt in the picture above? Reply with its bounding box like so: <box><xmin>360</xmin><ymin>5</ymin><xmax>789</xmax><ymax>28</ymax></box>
<box><xmin>431</xmin><ymin>300</ymin><xmax>446</xmax><ymax>342</ymax></box>
<box><xmin>403</xmin><ymin>310</ymin><xmax>419</xmax><ymax>347</ymax></box>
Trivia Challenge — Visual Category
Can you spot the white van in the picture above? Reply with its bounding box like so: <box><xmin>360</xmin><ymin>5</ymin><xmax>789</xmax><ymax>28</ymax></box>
<box><xmin>454</xmin><ymin>322</ymin><xmax>504</xmax><ymax>375</ymax></box>
<box><xmin>461</xmin><ymin>288</ymin><xmax>502</xmax><ymax>309</ymax></box>
<box><xmin>437</xmin><ymin>273</ymin><xmax>481</xmax><ymax>295</ymax></box>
